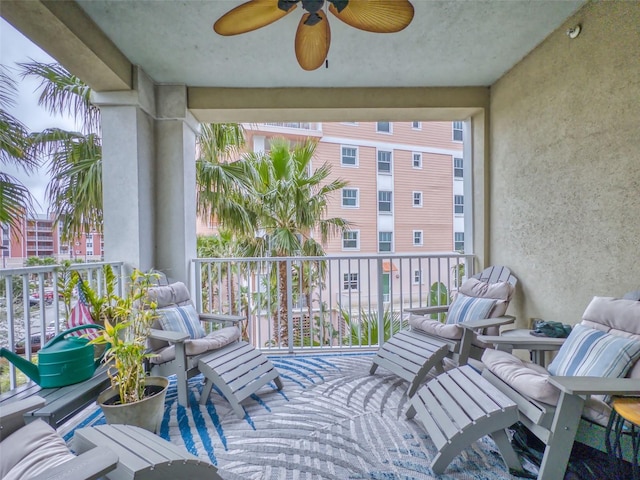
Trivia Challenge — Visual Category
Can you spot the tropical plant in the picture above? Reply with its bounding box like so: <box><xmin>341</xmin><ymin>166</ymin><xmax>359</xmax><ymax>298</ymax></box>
<box><xmin>342</xmin><ymin>307</ymin><xmax>406</xmax><ymax>346</ymax></box>
<box><xmin>0</xmin><ymin>65</ymin><xmax>37</xmax><ymax>231</ymax></box>
<box><xmin>89</xmin><ymin>269</ymin><xmax>159</xmax><ymax>405</ymax></box>
<box><xmin>429</xmin><ymin>281</ymin><xmax>449</xmax><ymax>322</ymax></box>
<box><xmin>237</xmin><ymin>138</ymin><xmax>350</xmax><ymax>345</ymax></box>
<box><xmin>74</xmin><ymin>264</ymin><xmax>119</xmax><ymax>325</ymax></box>
<box><xmin>197</xmin><ymin>231</ymin><xmax>245</xmax><ymax>313</ymax></box>
<box><xmin>20</xmin><ymin>61</ymin><xmax>102</xmax><ymax>242</ymax></box>
<box><xmin>196</xmin><ymin>123</ymin><xmax>253</xmax><ymax>233</ymax></box>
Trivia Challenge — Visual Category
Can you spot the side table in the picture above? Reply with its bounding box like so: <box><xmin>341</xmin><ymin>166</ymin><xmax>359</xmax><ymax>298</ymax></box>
<box><xmin>606</xmin><ymin>396</ymin><xmax>640</xmax><ymax>480</ymax></box>
<box><xmin>478</xmin><ymin>328</ymin><xmax>566</xmax><ymax>367</ymax></box>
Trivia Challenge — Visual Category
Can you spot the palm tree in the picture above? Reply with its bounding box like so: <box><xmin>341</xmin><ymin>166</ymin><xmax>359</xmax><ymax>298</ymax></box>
<box><xmin>19</xmin><ymin>61</ymin><xmax>102</xmax><ymax>242</ymax></box>
<box><xmin>0</xmin><ymin>65</ymin><xmax>37</xmax><ymax>231</ymax></box>
<box><xmin>238</xmin><ymin>138</ymin><xmax>350</xmax><ymax>346</ymax></box>
<box><xmin>196</xmin><ymin>123</ymin><xmax>254</xmax><ymax>233</ymax></box>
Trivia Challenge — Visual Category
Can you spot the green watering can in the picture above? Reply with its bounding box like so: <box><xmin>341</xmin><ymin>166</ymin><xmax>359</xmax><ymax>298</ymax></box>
<box><xmin>0</xmin><ymin>324</ymin><xmax>106</xmax><ymax>388</ymax></box>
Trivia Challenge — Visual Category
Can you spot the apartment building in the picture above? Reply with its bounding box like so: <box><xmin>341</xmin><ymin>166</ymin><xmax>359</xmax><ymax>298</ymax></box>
<box><xmin>1</xmin><ymin>214</ymin><xmax>104</xmax><ymax>267</ymax></box>
<box><xmin>200</xmin><ymin>122</ymin><xmax>465</xmax><ymax>254</ymax></box>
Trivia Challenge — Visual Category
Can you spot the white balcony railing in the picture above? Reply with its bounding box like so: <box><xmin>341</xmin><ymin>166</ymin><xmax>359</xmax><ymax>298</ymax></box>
<box><xmin>0</xmin><ymin>254</ymin><xmax>473</xmax><ymax>391</ymax></box>
<box><xmin>0</xmin><ymin>261</ymin><xmax>124</xmax><ymax>390</ymax></box>
<box><xmin>193</xmin><ymin>253</ymin><xmax>474</xmax><ymax>354</ymax></box>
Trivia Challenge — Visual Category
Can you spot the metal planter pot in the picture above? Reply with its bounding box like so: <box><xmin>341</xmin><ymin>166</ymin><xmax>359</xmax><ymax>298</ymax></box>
<box><xmin>97</xmin><ymin>376</ymin><xmax>169</xmax><ymax>433</ymax></box>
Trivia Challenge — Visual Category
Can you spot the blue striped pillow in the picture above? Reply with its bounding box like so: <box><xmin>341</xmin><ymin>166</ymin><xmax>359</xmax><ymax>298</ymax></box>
<box><xmin>157</xmin><ymin>305</ymin><xmax>206</xmax><ymax>339</ymax></box>
<box><xmin>446</xmin><ymin>293</ymin><xmax>497</xmax><ymax>325</ymax></box>
<box><xmin>548</xmin><ymin>324</ymin><xmax>640</xmax><ymax>377</ymax></box>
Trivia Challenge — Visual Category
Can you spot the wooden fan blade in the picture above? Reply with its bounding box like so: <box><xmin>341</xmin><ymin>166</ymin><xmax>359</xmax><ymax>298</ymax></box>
<box><xmin>214</xmin><ymin>0</ymin><xmax>297</xmax><ymax>36</ymax></box>
<box><xmin>328</xmin><ymin>0</ymin><xmax>414</xmax><ymax>33</ymax></box>
<box><xmin>295</xmin><ymin>12</ymin><xmax>331</xmax><ymax>71</ymax></box>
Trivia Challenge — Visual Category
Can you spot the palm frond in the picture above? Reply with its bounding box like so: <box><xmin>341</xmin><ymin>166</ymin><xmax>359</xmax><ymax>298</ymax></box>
<box><xmin>44</xmin><ymin>133</ymin><xmax>103</xmax><ymax>241</ymax></box>
<box><xmin>0</xmin><ymin>66</ymin><xmax>38</xmax><ymax>171</ymax></box>
<box><xmin>0</xmin><ymin>172</ymin><xmax>36</xmax><ymax>232</ymax></box>
<box><xmin>18</xmin><ymin>61</ymin><xmax>99</xmax><ymax>134</ymax></box>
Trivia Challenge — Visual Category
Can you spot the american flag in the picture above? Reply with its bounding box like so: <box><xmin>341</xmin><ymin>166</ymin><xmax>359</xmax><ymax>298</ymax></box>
<box><xmin>68</xmin><ymin>280</ymin><xmax>99</xmax><ymax>339</ymax></box>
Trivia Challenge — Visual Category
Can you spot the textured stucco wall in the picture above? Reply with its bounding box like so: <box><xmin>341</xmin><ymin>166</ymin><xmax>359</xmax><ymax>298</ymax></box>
<box><xmin>489</xmin><ymin>1</ymin><xmax>640</xmax><ymax>326</ymax></box>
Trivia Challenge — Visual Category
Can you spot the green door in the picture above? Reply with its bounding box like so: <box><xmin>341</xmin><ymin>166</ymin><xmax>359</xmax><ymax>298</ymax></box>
<box><xmin>382</xmin><ymin>273</ymin><xmax>390</xmax><ymax>303</ymax></box>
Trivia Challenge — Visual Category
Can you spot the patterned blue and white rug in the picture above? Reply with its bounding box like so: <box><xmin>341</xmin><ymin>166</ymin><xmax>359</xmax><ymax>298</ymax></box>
<box><xmin>61</xmin><ymin>353</ymin><xmax>516</xmax><ymax>479</ymax></box>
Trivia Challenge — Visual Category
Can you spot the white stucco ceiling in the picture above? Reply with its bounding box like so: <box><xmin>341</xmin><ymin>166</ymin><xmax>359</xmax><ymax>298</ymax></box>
<box><xmin>75</xmin><ymin>0</ymin><xmax>586</xmax><ymax>89</ymax></box>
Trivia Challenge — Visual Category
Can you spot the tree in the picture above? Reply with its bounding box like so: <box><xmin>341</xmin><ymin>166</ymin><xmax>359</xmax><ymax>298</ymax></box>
<box><xmin>0</xmin><ymin>65</ymin><xmax>37</xmax><ymax>232</ymax></box>
<box><xmin>20</xmin><ymin>61</ymin><xmax>102</xmax><ymax>242</ymax></box>
<box><xmin>237</xmin><ymin>138</ymin><xmax>351</xmax><ymax>345</ymax></box>
<box><xmin>196</xmin><ymin>123</ymin><xmax>254</xmax><ymax>233</ymax></box>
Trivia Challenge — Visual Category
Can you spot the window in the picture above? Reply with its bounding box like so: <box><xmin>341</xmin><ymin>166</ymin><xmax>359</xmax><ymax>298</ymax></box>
<box><xmin>378</xmin><ymin>232</ymin><xmax>393</xmax><ymax>252</ymax></box>
<box><xmin>413</xmin><ymin>191</ymin><xmax>422</xmax><ymax>207</ymax></box>
<box><xmin>413</xmin><ymin>230</ymin><xmax>423</xmax><ymax>246</ymax></box>
<box><xmin>454</xmin><ymin>157</ymin><xmax>464</xmax><ymax>178</ymax></box>
<box><xmin>454</xmin><ymin>195</ymin><xmax>464</xmax><ymax>214</ymax></box>
<box><xmin>342</xmin><ymin>188</ymin><xmax>359</xmax><ymax>207</ymax></box>
<box><xmin>455</xmin><ymin>232</ymin><xmax>465</xmax><ymax>252</ymax></box>
<box><xmin>377</xmin><ymin>150</ymin><xmax>392</xmax><ymax>174</ymax></box>
<box><xmin>341</xmin><ymin>146</ymin><xmax>358</xmax><ymax>166</ymax></box>
<box><xmin>412</xmin><ymin>121</ymin><xmax>421</xmax><ymax>129</ymax></box>
<box><xmin>86</xmin><ymin>250</ymin><xmax>93</xmax><ymax>256</ymax></box>
<box><xmin>343</xmin><ymin>273</ymin><xmax>359</xmax><ymax>291</ymax></box>
<box><xmin>376</xmin><ymin>121</ymin><xmax>391</xmax><ymax>133</ymax></box>
<box><xmin>412</xmin><ymin>152</ymin><xmax>422</xmax><ymax>168</ymax></box>
<box><xmin>342</xmin><ymin>230</ymin><xmax>359</xmax><ymax>250</ymax></box>
<box><xmin>453</xmin><ymin>121</ymin><xmax>463</xmax><ymax>141</ymax></box>
<box><xmin>378</xmin><ymin>191</ymin><xmax>392</xmax><ymax>213</ymax></box>
<box><xmin>413</xmin><ymin>270</ymin><xmax>423</xmax><ymax>285</ymax></box>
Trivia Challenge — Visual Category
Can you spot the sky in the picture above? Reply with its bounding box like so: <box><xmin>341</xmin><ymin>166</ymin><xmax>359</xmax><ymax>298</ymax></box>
<box><xmin>1</xmin><ymin>17</ymin><xmax>77</xmax><ymax>212</ymax></box>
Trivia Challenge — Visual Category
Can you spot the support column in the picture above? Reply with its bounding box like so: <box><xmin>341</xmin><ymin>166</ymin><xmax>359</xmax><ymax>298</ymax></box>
<box><xmin>154</xmin><ymin>85</ymin><xmax>199</xmax><ymax>284</ymax></box>
<box><xmin>93</xmin><ymin>67</ymin><xmax>198</xmax><ymax>285</ymax></box>
<box><xmin>94</xmin><ymin>68</ymin><xmax>156</xmax><ymax>275</ymax></box>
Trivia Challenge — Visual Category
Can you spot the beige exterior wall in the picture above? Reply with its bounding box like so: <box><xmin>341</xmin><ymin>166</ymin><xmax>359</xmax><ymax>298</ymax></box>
<box><xmin>489</xmin><ymin>1</ymin><xmax>640</xmax><ymax>326</ymax></box>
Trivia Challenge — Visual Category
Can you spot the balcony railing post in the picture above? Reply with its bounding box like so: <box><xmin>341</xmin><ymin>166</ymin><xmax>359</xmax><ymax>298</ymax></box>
<box><xmin>5</xmin><ymin>276</ymin><xmax>16</xmax><ymax>389</ymax></box>
<box><xmin>376</xmin><ymin>258</ymin><xmax>384</xmax><ymax>347</ymax></box>
<box><xmin>287</xmin><ymin>258</ymin><xmax>294</xmax><ymax>353</ymax></box>
<box><xmin>194</xmin><ymin>261</ymin><xmax>203</xmax><ymax>313</ymax></box>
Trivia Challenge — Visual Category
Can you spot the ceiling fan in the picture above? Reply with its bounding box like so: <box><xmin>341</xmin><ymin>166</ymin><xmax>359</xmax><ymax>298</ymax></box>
<box><xmin>214</xmin><ymin>0</ymin><xmax>415</xmax><ymax>71</ymax></box>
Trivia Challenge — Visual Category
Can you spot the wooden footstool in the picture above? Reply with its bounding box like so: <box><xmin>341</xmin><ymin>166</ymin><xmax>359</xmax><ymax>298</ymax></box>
<box><xmin>370</xmin><ymin>329</ymin><xmax>450</xmax><ymax>397</ymax></box>
<box><xmin>407</xmin><ymin>365</ymin><xmax>524</xmax><ymax>475</ymax></box>
<box><xmin>198</xmin><ymin>340</ymin><xmax>283</xmax><ymax>418</ymax></box>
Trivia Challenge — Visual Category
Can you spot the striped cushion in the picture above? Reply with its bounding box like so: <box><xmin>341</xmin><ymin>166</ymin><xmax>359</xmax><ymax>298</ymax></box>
<box><xmin>548</xmin><ymin>324</ymin><xmax>640</xmax><ymax>377</ymax></box>
<box><xmin>446</xmin><ymin>293</ymin><xmax>497</xmax><ymax>325</ymax></box>
<box><xmin>157</xmin><ymin>305</ymin><xmax>206</xmax><ymax>339</ymax></box>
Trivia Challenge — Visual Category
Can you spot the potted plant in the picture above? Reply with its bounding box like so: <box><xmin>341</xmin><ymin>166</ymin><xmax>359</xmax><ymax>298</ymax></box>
<box><xmin>90</xmin><ymin>269</ymin><xmax>168</xmax><ymax>433</ymax></box>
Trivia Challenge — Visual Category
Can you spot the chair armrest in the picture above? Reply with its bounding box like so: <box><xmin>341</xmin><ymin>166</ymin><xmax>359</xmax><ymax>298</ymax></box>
<box><xmin>460</xmin><ymin>315</ymin><xmax>516</xmax><ymax>330</ymax></box>
<box><xmin>548</xmin><ymin>376</ymin><xmax>640</xmax><ymax>396</ymax></box>
<box><xmin>199</xmin><ymin>313</ymin><xmax>245</xmax><ymax>325</ymax></box>
<box><xmin>0</xmin><ymin>395</ymin><xmax>46</xmax><ymax>439</ymax></box>
<box><xmin>478</xmin><ymin>332</ymin><xmax>566</xmax><ymax>349</ymax></box>
<box><xmin>30</xmin><ymin>447</ymin><xmax>118</xmax><ymax>480</ymax></box>
<box><xmin>405</xmin><ymin>305</ymin><xmax>449</xmax><ymax>316</ymax></box>
<box><xmin>148</xmin><ymin>328</ymin><xmax>190</xmax><ymax>343</ymax></box>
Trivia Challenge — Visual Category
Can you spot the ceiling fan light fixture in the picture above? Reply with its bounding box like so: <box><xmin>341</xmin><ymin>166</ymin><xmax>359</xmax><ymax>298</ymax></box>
<box><xmin>213</xmin><ymin>0</ymin><xmax>415</xmax><ymax>70</ymax></box>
